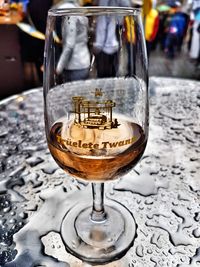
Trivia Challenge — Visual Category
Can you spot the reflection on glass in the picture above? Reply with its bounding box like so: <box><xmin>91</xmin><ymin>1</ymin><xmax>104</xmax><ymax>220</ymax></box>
<box><xmin>56</xmin><ymin>12</ymin><xmax>90</xmax><ymax>81</ymax></box>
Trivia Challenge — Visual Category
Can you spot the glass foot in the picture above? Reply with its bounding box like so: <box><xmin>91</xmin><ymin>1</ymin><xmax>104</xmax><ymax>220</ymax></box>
<box><xmin>61</xmin><ymin>200</ymin><xmax>136</xmax><ymax>264</ymax></box>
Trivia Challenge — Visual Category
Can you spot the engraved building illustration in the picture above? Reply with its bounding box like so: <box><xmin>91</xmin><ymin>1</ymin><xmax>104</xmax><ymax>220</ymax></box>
<box><xmin>72</xmin><ymin>96</ymin><xmax>119</xmax><ymax>130</ymax></box>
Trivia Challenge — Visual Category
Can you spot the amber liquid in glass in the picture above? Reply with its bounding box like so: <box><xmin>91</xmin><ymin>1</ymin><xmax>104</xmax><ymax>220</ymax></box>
<box><xmin>48</xmin><ymin>117</ymin><xmax>147</xmax><ymax>181</ymax></box>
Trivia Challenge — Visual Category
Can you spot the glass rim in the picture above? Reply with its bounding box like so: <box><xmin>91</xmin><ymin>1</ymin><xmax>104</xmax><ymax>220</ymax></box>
<box><xmin>48</xmin><ymin>6</ymin><xmax>141</xmax><ymax>17</ymax></box>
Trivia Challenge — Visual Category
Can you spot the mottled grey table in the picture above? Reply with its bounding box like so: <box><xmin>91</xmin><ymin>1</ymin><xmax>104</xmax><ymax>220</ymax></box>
<box><xmin>0</xmin><ymin>77</ymin><xmax>200</xmax><ymax>267</ymax></box>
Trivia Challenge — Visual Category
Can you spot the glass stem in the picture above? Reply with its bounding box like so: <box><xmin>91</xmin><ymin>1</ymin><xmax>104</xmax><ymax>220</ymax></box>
<box><xmin>91</xmin><ymin>183</ymin><xmax>107</xmax><ymax>223</ymax></box>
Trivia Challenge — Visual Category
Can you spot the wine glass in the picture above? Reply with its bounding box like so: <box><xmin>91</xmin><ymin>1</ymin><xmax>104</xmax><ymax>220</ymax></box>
<box><xmin>43</xmin><ymin>6</ymin><xmax>148</xmax><ymax>264</ymax></box>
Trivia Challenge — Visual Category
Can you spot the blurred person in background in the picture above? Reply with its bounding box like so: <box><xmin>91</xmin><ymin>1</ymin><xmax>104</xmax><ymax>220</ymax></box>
<box><xmin>93</xmin><ymin>0</ymin><xmax>131</xmax><ymax>78</ymax></box>
<box><xmin>155</xmin><ymin>8</ymin><xmax>170</xmax><ymax>51</ymax></box>
<box><xmin>143</xmin><ymin>0</ymin><xmax>159</xmax><ymax>55</ymax></box>
<box><xmin>164</xmin><ymin>1</ymin><xmax>189</xmax><ymax>58</ymax></box>
<box><xmin>123</xmin><ymin>0</ymin><xmax>142</xmax><ymax>76</ymax></box>
<box><xmin>20</xmin><ymin>0</ymin><xmax>52</xmax><ymax>83</ymax></box>
<box><xmin>144</xmin><ymin>4</ymin><xmax>160</xmax><ymax>55</ymax></box>
<box><xmin>188</xmin><ymin>0</ymin><xmax>200</xmax><ymax>67</ymax></box>
<box><xmin>124</xmin><ymin>13</ymin><xmax>136</xmax><ymax>76</ymax></box>
<box><xmin>55</xmin><ymin>0</ymin><xmax>91</xmax><ymax>81</ymax></box>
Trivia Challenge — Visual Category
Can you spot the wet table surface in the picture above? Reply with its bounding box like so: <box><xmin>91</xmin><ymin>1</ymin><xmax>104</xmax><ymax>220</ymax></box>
<box><xmin>0</xmin><ymin>77</ymin><xmax>200</xmax><ymax>267</ymax></box>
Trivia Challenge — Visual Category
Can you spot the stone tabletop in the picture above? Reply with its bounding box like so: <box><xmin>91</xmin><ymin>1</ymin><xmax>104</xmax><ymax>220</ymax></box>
<box><xmin>0</xmin><ymin>77</ymin><xmax>200</xmax><ymax>267</ymax></box>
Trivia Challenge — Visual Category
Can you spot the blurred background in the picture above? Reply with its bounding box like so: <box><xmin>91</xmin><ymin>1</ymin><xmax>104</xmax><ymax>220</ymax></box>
<box><xmin>0</xmin><ymin>0</ymin><xmax>199</xmax><ymax>100</ymax></box>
